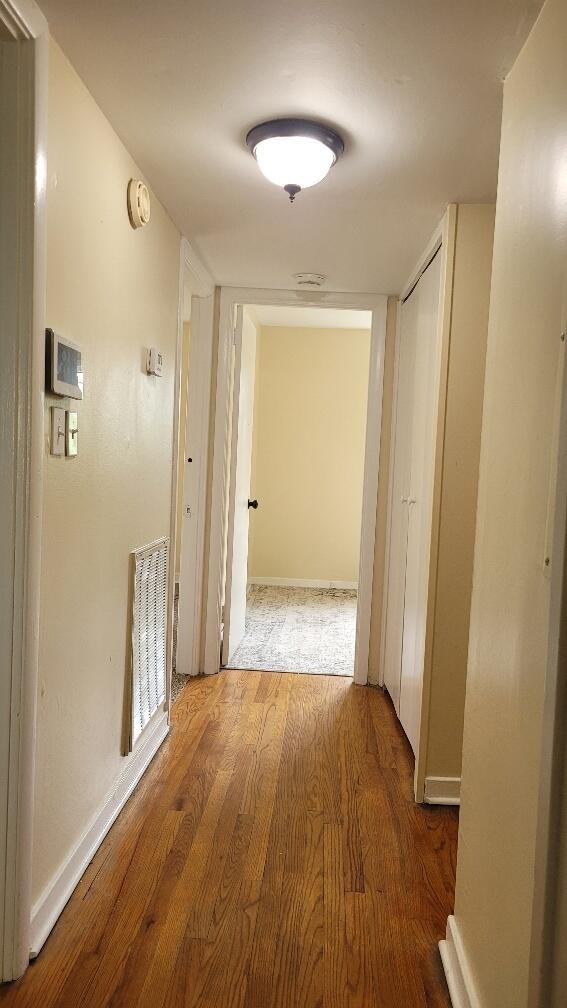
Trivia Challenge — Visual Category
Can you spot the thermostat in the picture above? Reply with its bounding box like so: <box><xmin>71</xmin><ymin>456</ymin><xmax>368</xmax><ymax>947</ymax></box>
<box><xmin>128</xmin><ymin>178</ymin><xmax>151</xmax><ymax>229</ymax></box>
<box><xmin>146</xmin><ymin>347</ymin><xmax>163</xmax><ymax>376</ymax></box>
<box><xmin>46</xmin><ymin>329</ymin><xmax>83</xmax><ymax>399</ymax></box>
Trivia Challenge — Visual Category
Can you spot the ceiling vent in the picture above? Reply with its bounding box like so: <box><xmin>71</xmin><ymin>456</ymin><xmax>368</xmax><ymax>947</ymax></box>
<box><xmin>293</xmin><ymin>273</ymin><xmax>327</xmax><ymax>288</ymax></box>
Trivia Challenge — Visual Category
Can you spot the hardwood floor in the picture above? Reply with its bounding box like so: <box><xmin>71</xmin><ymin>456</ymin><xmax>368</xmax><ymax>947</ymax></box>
<box><xmin>0</xmin><ymin>670</ymin><xmax>457</xmax><ymax>1007</ymax></box>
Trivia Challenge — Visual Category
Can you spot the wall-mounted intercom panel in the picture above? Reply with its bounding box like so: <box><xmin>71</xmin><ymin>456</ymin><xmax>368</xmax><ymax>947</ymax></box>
<box><xmin>46</xmin><ymin>328</ymin><xmax>83</xmax><ymax>399</ymax></box>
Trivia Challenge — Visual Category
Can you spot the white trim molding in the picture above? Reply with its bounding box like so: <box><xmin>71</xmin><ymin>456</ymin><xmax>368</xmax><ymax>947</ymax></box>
<box><xmin>0</xmin><ymin>0</ymin><xmax>46</xmax><ymax>39</ymax></box>
<box><xmin>168</xmin><ymin>236</ymin><xmax>215</xmax><ymax>701</ymax></box>
<box><xmin>0</xmin><ymin>0</ymin><xmax>48</xmax><ymax>981</ymax></box>
<box><xmin>439</xmin><ymin>916</ymin><xmax>481</xmax><ymax>1008</ymax></box>
<box><xmin>424</xmin><ymin>776</ymin><xmax>461</xmax><ymax>805</ymax></box>
<box><xmin>30</xmin><ymin>710</ymin><xmax>169</xmax><ymax>959</ymax></box>
<box><xmin>248</xmin><ymin>577</ymin><xmax>358</xmax><ymax>591</ymax></box>
<box><xmin>204</xmin><ymin>286</ymin><xmax>388</xmax><ymax>683</ymax></box>
<box><xmin>176</xmin><ymin>290</ymin><xmax>215</xmax><ymax>678</ymax></box>
<box><xmin>180</xmin><ymin>236</ymin><xmax>214</xmax><ymax>299</ymax></box>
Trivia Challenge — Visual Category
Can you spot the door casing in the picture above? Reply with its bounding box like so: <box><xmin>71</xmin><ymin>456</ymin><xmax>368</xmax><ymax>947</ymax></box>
<box><xmin>379</xmin><ymin>207</ymin><xmax>457</xmax><ymax>800</ymax></box>
<box><xmin>174</xmin><ymin>239</ymin><xmax>214</xmax><ymax>681</ymax></box>
<box><xmin>0</xmin><ymin>0</ymin><xmax>48</xmax><ymax>981</ymax></box>
<box><xmin>222</xmin><ymin>306</ymin><xmax>259</xmax><ymax>665</ymax></box>
<box><xmin>204</xmin><ymin>286</ymin><xmax>388</xmax><ymax>685</ymax></box>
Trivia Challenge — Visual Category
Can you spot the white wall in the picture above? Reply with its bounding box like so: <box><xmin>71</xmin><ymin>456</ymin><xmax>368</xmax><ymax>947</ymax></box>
<box><xmin>450</xmin><ymin>1</ymin><xmax>567</xmax><ymax>1003</ymax></box>
<box><xmin>33</xmin><ymin>39</ymin><xmax>180</xmax><ymax>907</ymax></box>
<box><xmin>248</xmin><ymin>325</ymin><xmax>371</xmax><ymax>585</ymax></box>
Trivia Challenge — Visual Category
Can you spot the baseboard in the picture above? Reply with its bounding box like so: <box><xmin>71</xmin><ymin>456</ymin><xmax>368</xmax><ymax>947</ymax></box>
<box><xmin>30</xmin><ymin>708</ymin><xmax>169</xmax><ymax>958</ymax></box>
<box><xmin>439</xmin><ymin>915</ymin><xmax>481</xmax><ymax>1008</ymax></box>
<box><xmin>424</xmin><ymin>776</ymin><xmax>461</xmax><ymax>805</ymax></box>
<box><xmin>248</xmin><ymin>577</ymin><xmax>358</xmax><ymax>590</ymax></box>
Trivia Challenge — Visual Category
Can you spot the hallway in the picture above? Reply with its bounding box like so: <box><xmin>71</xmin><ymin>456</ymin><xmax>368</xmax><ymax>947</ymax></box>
<box><xmin>0</xmin><ymin>670</ymin><xmax>456</xmax><ymax>1008</ymax></box>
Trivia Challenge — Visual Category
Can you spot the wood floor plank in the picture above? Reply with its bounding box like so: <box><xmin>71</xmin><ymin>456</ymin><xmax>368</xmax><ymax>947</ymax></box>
<box><xmin>323</xmin><ymin>823</ymin><xmax>347</xmax><ymax>1008</ymax></box>
<box><xmin>0</xmin><ymin>672</ymin><xmax>456</xmax><ymax>1008</ymax></box>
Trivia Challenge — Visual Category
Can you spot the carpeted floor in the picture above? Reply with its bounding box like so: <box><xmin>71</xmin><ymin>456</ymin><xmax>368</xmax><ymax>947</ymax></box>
<box><xmin>226</xmin><ymin>584</ymin><xmax>357</xmax><ymax>676</ymax></box>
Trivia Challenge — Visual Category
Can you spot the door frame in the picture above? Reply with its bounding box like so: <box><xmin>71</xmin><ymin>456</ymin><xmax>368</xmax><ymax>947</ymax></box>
<box><xmin>172</xmin><ymin>238</ymin><xmax>214</xmax><ymax>684</ymax></box>
<box><xmin>0</xmin><ymin>0</ymin><xmax>48</xmax><ymax>981</ymax></box>
<box><xmin>378</xmin><ymin>207</ymin><xmax>457</xmax><ymax>801</ymax></box>
<box><xmin>203</xmin><ymin>286</ymin><xmax>388</xmax><ymax>684</ymax></box>
<box><xmin>221</xmin><ymin>305</ymin><xmax>243</xmax><ymax>667</ymax></box>
<box><xmin>528</xmin><ymin>317</ymin><xmax>567</xmax><ymax>1006</ymax></box>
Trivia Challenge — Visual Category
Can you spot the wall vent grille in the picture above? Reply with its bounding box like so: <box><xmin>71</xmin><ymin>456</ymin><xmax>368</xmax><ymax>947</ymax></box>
<box><xmin>125</xmin><ymin>537</ymin><xmax>169</xmax><ymax>753</ymax></box>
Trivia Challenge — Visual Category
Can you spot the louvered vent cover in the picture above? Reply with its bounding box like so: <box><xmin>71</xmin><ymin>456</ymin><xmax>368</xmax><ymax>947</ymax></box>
<box><xmin>126</xmin><ymin>537</ymin><xmax>169</xmax><ymax>753</ymax></box>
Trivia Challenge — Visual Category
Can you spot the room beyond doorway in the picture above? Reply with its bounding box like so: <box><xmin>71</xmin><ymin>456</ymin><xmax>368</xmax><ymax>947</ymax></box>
<box><xmin>229</xmin><ymin>584</ymin><xmax>357</xmax><ymax>676</ymax></box>
<box><xmin>222</xmin><ymin>304</ymin><xmax>374</xmax><ymax>679</ymax></box>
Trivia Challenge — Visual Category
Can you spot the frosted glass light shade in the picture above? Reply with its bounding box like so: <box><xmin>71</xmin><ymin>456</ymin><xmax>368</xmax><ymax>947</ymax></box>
<box><xmin>246</xmin><ymin>119</ymin><xmax>344</xmax><ymax>200</ymax></box>
<box><xmin>254</xmin><ymin>136</ymin><xmax>336</xmax><ymax>189</ymax></box>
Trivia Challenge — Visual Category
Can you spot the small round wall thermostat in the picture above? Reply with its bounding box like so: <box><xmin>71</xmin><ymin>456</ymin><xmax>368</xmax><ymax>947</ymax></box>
<box><xmin>127</xmin><ymin>178</ymin><xmax>151</xmax><ymax>229</ymax></box>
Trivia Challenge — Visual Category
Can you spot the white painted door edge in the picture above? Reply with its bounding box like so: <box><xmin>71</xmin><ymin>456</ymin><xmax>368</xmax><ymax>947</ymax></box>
<box><xmin>203</xmin><ymin>287</ymin><xmax>388</xmax><ymax>683</ymax></box>
<box><xmin>175</xmin><ymin>241</ymin><xmax>215</xmax><ymax>680</ymax></box>
<box><xmin>439</xmin><ymin>916</ymin><xmax>480</xmax><ymax>1008</ymax></box>
<box><xmin>30</xmin><ymin>709</ymin><xmax>169</xmax><ymax>958</ymax></box>
<box><xmin>423</xmin><ymin>776</ymin><xmax>461</xmax><ymax>805</ymax></box>
<box><xmin>0</xmin><ymin>1</ymin><xmax>48</xmax><ymax>982</ymax></box>
<box><xmin>221</xmin><ymin>304</ymin><xmax>242</xmax><ymax>666</ymax></box>
<box><xmin>378</xmin><ymin>299</ymin><xmax>402</xmax><ymax>688</ymax></box>
<box><xmin>527</xmin><ymin>312</ymin><xmax>567</xmax><ymax>1005</ymax></box>
<box><xmin>354</xmin><ymin>297</ymin><xmax>387</xmax><ymax>685</ymax></box>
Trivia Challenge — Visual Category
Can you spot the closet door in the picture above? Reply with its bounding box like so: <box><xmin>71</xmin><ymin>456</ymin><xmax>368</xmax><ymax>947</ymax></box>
<box><xmin>399</xmin><ymin>250</ymin><xmax>442</xmax><ymax>754</ymax></box>
<box><xmin>382</xmin><ymin>293</ymin><xmax>417</xmax><ymax>711</ymax></box>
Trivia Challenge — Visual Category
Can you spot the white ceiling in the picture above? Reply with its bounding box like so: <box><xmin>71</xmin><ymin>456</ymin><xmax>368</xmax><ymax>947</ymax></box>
<box><xmin>251</xmin><ymin>306</ymin><xmax>372</xmax><ymax>329</ymax></box>
<box><xmin>40</xmin><ymin>0</ymin><xmax>541</xmax><ymax>294</ymax></box>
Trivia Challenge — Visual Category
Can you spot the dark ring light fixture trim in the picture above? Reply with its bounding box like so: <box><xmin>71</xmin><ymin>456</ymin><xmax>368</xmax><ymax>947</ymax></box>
<box><xmin>246</xmin><ymin>118</ymin><xmax>344</xmax><ymax>202</ymax></box>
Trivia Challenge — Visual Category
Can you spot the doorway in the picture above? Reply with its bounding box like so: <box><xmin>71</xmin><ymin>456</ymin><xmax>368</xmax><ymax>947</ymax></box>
<box><xmin>170</xmin><ymin>241</ymin><xmax>214</xmax><ymax>702</ymax></box>
<box><xmin>223</xmin><ymin>305</ymin><xmax>372</xmax><ymax>677</ymax></box>
<box><xmin>205</xmin><ymin>289</ymin><xmax>388</xmax><ymax>684</ymax></box>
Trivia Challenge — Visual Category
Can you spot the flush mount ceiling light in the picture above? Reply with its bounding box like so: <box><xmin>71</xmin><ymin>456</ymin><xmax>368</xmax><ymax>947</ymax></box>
<box><xmin>246</xmin><ymin>118</ymin><xmax>344</xmax><ymax>202</ymax></box>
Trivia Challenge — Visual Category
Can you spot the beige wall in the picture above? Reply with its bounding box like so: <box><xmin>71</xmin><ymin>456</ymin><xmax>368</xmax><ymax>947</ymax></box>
<box><xmin>34</xmin><ymin>40</ymin><xmax>179</xmax><ymax>905</ymax></box>
<box><xmin>453</xmin><ymin>2</ymin><xmax>567</xmax><ymax>1003</ymax></box>
<box><xmin>425</xmin><ymin>204</ymin><xmax>494</xmax><ymax>779</ymax></box>
<box><xmin>248</xmin><ymin>325</ymin><xmax>370</xmax><ymax>584</ymax></box>
<box><xmin>176</xmin><ymin>322</ymin><xmax>190</xmax><ymax>574</ymax></box>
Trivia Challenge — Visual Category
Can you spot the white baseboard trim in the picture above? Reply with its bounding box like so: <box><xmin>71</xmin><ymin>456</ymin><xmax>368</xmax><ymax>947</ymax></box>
<box><xmin>30</xmin><ymin>708</ymin><xmax>169</xmax><ymax>958</ymax></box>
<box><xmin>439</xmin><ymin>915</ymin><xmax>481</xmax><ymax>1008</ymax></box>
<box><xmin>248</xmin><ymin>577</ymin><xmax>358</xmax><ymax>591</ymax></box>
<box><xmin>424</xmin><ymin>775</ymin><xmax>461</xmax><ymax>805</ymax></box>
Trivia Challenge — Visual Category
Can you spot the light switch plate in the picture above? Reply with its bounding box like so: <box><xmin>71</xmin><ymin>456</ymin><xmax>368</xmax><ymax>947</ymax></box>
<box><xmin>146</xmin><ymin>346</ymin><xmax>163</xmax><ymax>376</ymax></box>
<box><xmin>65</xmin><ymin>410</ymin><xmax>78</xmax><ymax>456</ymax></box>
<box><xmin>50</xmin><ymin>407</ymin><xmax>65</xmax><ymax>456</ymax></box>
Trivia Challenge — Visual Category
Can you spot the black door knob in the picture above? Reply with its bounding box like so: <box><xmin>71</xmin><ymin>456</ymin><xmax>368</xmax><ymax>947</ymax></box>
<box><xmin>247</xmin><ymin>499</ymin><xmax>259</xmax><ymax>509</ymax></box>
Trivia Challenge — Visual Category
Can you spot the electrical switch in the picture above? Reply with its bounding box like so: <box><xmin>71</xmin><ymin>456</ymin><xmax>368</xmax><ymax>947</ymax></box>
<box><xmin>66</xmin><ymin>411</ymin><xmax>78</xmax><ymax>456</ymax></box>
<box><xmin>50</xmin><ymin>407</ymin><xmax>65</xmax><ymax>456</ymax></box>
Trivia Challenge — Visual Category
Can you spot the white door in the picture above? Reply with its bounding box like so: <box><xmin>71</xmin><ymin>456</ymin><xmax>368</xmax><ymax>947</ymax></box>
<box><xmin>399</xmin><ymin>250</ymin><xmax>442</xmax><ymax>753</ymax></box>
<box><xmin>382</xmin><ymin>295</ymin><xmax>417</xmax><ymax>711</ymax></box>
<box><xmin>222</xmin><ymin>307</ymin><xmax>257</xmax><ymax>665</ymax></box>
